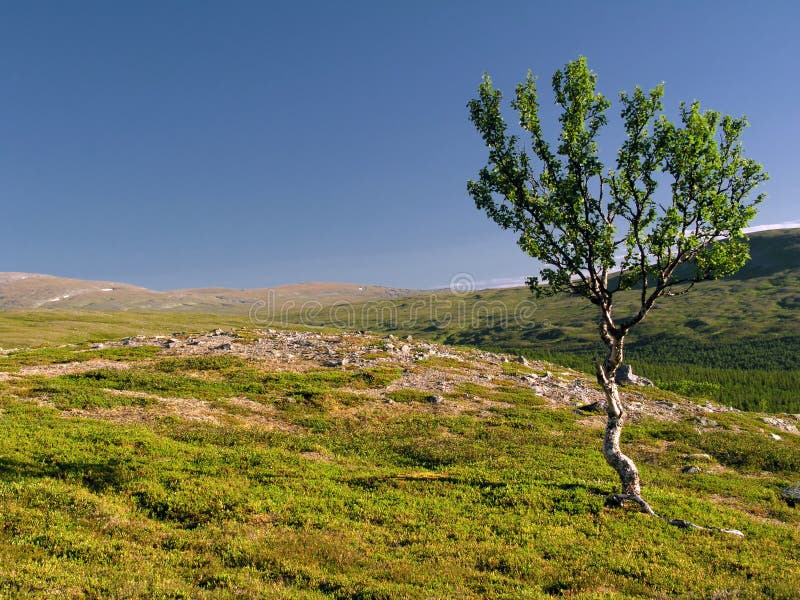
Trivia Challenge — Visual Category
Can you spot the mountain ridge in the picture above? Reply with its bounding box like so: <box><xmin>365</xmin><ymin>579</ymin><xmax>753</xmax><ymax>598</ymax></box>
<box><xmin>0</xmin><ymin>273</ymin><xmax>421</xmax><ymax>312</ymax></box>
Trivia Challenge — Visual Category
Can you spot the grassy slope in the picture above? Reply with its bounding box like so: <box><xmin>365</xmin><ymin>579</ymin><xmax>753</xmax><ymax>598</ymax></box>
<box><xmin>1</xmin><ymin>334</ymin><xmax>799</xmax><ymax>598</ymax></box>
<box><xmin>0</xmin><ymin>311</ymin><xmax>254</xmax><ymax>348</ymax></box>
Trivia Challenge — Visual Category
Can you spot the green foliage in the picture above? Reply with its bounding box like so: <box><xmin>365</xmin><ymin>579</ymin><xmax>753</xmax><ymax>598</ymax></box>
<box><xmin>0</xmin><ymin>344</ymin><xmax>161</xmax><ymax>371</ymax></box>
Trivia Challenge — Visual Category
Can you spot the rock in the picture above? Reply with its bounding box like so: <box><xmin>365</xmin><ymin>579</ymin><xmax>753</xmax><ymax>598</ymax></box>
<box><xmin>682</xmin><ymin>465</ymin><xmax>702</xmax><ymax>474</ymax></box>
<box><xmin>669</xmin><ymin>519</ymin><xmax>703</xmax><ymax>530</ymax></box>
<box><xmin>762</xmin><ymin>416</ymin><xmax>800</xmax><ymax>434</ymax></box>
<box><xmin>780</xmin><ymin>484</ymin><xmax>800</xmax><ymax>506</ymax></box>
<box><xmin>500</xmin><ymin>357</ymin><xmax>509</xmax><ymax>363</ymax></box>
<box><xmin>214</xmin><ymin>343</ymin><xmax>232</xmax><ymax>351</ymax></box>
<box><xmin>164</xmin><ymin>338</ymin><xmax>180</xmax><ymax>349</ymax></box>
<box><xmin>694</xmin><ymin>416</ymin><xmax>718</xmax><ymax>428</ymax></box>
<box><xmin>326</xmin><ymin>357</ymin><xmax>350</xmax><ymax>367</ymax></box>
<box><xmin>92</xmin><ymin>343</ymin><xmax>105</xmax><ymax>349</ymax></box>
<box><xmin>578</xmin><ymin>401</ymin><xmax>605</xmax><ymax>413</ymax></box>
<box><xmin>719</xmin><ymin>528</ymin><xmax>745</xmax><ymax>537</ymax></box>
<box><xmin>212</xmin><ymin>328</ymin><xmax>224</xmax><ymax>336</ymax></box>
<box><xmin>405</xmin><ymin>335</ymin><xmax>413</xmax><ymax>342</ymax></box>
<box><xmin>400</xmin><ymin>345</ymin><xmax>411</xmax><ymax>354</ymax></box>
<box><xmin>687</xmin><ymin>453</ymin><xmax>712</xmax><ymax>461</ymax></box>
<box><xmin>615</xmin><ymin>364</ymin><xmax>654</xmax><ymax>387</ymax></box>
<box><xmin>516</xmin><ymin>356</ymin><xmax>529</xmax><ymax>366</ymax></box>
<box><xmin>655</xmin><ymin>400</ymin><xmax>677</xmax><ymax>409</ymax></box>
<box><xmin>425</xmin><ymin>395</ymin><xmax>445</xmax><ymax>405</ymax></box>
<box><xmin>385</xmin><ymin>343</ymin><xmax>395</xmax><ymax>351</ymax></box>
<box><xmin>770</xmin><ymin>433</ymin><xmax>782</xmax><ymax>441</ymax></box>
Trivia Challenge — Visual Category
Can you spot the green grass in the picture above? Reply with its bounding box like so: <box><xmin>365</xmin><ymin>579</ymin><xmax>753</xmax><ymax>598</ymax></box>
<box><xmin>0</xmin><ymin>310</ymin><xmax>254</xmax><ymax>348</ymax></box>
<box><xmin>1</xmin><ymin>342</ymin><xmax>799</xmax><ymax>598</ymax></box>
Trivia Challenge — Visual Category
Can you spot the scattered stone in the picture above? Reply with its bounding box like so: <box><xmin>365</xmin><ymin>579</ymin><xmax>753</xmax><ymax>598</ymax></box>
<box><xmin>326</xmin><ymin>357</ymin><xmax>350</xmax><ymax>367</ymax></box>
<box><xmin>682</xmin><ymin>465</ymin><xmax>702</xmax><ymax>474</ymax></box>
<box><xmin>669</xmin><ymin>519</ymin><xmax>703</xmax><ymax>530</ymax></box>
<box><xmin>719</xmin><ymin>528</ymin><xmax>745</xmax><ymax>537</ymax></box>
<box><xmin>694</xmin><ymin>416</ymin><xmax>718</xmax><ymax>428</ymax></box>
<box><xmin>425</xmin><ymin>395</ymin><xmax>445</xmax><ymax>405</ymax></box>
<box><xmin>400</xmin><ymin>345</ymin><xmax>411</xmax><ymax>354</ymax></box>
<box><xmin>687</xmin><ymin>453</ymin><xmax>712</xmax><ymax>461</ymax></box>
<box><xmin>762</xmin><ymin>416</ymin><xmax>799</xmax><ymax>434</ymax></box>
<box><xmin>655</xmin><ymin>400</ymin><xmax>677</xmax><ymax>409</ymax></box>
<box><xmin>780</xmin><ymin>484</ymin><xmax>800</xmax><ymax>507</ymax></box>
<box><xmin>516</xmin><ymin>356</ymin><xmax>529</xmax><ymax>366</ymax></box>
<box><xmin>214</xmin><ymin>343</ymin><xmax>232</xmax><ymax>351</ymax></box>
<box><xmin>615</xmin><ymin>364</ymin><xmax>654</xmax><ymax>387</ymax></box>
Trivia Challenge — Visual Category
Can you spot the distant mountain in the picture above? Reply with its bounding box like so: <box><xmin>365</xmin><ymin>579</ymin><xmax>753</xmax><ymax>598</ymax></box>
<box><xmin>732</xmin><ymin>227</ymin><xmax>800</xmax><ymax>279</ymax></box>
<box><xmin>0</xmin><ymin>273</ymin><xmax>420</xmax><ymax>313</ymax></box>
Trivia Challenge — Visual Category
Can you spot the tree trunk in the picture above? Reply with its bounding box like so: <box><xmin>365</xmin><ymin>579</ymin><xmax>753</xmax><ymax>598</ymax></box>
<box><xmin>595</xmin><ymin>332</ymin><xmax>655</xmax><ymax>515</ymax></box>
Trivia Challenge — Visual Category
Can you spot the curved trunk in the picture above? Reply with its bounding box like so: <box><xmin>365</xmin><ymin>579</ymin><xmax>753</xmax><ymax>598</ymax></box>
<box><xmin>595</xmin><ymin>331</ymin><xmax>655</xmax><ymax>514</ymax></box>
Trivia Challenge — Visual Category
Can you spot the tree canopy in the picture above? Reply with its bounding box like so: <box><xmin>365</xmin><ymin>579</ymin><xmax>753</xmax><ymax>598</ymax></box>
<box><xmin>468</xmin><ymin>57</ymin><xmax>767</xmax><ymax>335</ymax></box>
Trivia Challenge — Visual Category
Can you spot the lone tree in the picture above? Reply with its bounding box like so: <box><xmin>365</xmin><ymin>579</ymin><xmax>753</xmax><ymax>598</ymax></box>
<box><xmin>467</xmin><ymin>57</ymin><xmax>767</xmax><ymax>514</ymax></box>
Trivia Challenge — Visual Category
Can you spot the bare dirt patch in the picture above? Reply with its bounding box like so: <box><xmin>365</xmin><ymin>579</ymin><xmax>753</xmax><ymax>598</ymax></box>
<box><xmin>19</xmin><ymin>359</ymin><xmax>133</xmax><ymax>377</ymax></box>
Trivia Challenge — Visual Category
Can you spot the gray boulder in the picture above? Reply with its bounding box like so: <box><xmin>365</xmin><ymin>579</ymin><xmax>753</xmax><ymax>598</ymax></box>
<box><xmin>615</xmin><ymin>364</ymin><xmax>654</xmax><ymax>387</ymax></box>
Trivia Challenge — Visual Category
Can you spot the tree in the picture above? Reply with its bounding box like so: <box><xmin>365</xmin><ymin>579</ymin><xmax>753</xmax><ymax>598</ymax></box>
<box><xmin>467</xmin><ymin>57</ymin><xmax>767</xmax><ymax>514</ymax></box>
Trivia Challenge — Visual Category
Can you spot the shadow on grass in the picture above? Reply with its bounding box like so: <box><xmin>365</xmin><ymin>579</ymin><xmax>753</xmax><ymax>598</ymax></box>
<box><xmin>0</xmin><ymin>456</ymin><xmax>138</xmax><ymax>492</ymax></box>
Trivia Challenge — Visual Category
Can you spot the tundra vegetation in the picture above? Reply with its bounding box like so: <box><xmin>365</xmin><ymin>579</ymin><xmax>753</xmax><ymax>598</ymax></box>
<box><xmin>0</xmin><ymin>327</ymin><xmax>798</xmax><ymax>598</ymax></box>
<box><xmin>467</xmin><ymin>56</ymin><xmax>767</xmax><ymax>513</ymax></box>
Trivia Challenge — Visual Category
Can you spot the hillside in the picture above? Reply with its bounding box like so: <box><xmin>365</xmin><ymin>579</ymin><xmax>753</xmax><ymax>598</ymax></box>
<box><xmin>0</xmin><ymin>326</ymin><xmax>799</xmax><ymax>597</ymax></box>
<box><xmin>0</xmin><ymin>273</ymin><xmax>419</xmax><ymax>313</ymax></box>
<box><xmin>2</xmin><ymin>229</ymin><xmax>798</xmax><ymax>412</ymax></box>
<box><xmin>290</xmin><ymin>229</ymin><xmax>800</xmax><ymax>412</ymax></box>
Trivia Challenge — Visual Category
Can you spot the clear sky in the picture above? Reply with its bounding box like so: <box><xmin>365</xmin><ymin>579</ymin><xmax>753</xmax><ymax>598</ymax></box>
<box><xmin>1</xmin><ymin>1</ymin><xmax>798</xmax><ymax>290</ymax></box>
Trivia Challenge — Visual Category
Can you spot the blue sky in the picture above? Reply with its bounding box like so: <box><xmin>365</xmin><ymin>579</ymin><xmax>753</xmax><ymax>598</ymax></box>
<box><xmin>1</xmin><ymin>1</ymin><xmax>797</xmax><ymax>290</ymax></box>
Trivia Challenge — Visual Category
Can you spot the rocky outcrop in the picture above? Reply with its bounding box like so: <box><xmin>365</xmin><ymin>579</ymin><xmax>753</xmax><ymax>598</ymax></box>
<box><xmin>615</xmin><ymin>364</ymin><xmax>654</xmax><ymax>387</ymax></box>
